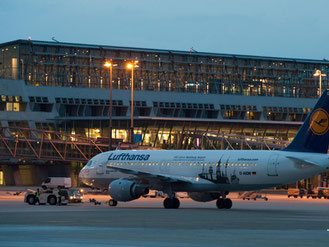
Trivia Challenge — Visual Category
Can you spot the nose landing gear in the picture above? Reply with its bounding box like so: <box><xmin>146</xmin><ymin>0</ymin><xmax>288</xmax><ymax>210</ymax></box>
<box><xmin>108</xmin><ymin>199</ymin><xmax>118</xmax><ymax>207</ymax></box>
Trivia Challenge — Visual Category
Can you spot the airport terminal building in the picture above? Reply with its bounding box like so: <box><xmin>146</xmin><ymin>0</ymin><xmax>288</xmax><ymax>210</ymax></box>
<box><xmin>0</xmin><ymin>39</ymin><xmax>328</xmax><ymax>187</ymax></box>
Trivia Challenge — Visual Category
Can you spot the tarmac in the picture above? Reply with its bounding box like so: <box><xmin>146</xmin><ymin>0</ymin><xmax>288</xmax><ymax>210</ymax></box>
<box><xmin>0</xmin><ymin>190</ymin><xmax>329</xmax><ymax>247</ymax></box>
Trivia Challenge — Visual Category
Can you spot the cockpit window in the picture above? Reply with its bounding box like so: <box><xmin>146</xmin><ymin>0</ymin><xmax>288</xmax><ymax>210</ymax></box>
<box><xmin>85</xmin><ymin>160</ymin><xmax>93</xmax><ymax>167</ymax></box>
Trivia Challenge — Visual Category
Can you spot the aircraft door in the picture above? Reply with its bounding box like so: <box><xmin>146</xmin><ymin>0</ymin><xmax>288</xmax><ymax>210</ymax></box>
<box><xmin>267</xmin><ymin>154</ymin><xmax>279</xmax><ymax>176</ymax></box>
<box><xmin>159</xmin><ymin>160</ymin><xmax>170</xmax><ymax>173</ymax></box>
<box><xmin>96</xmin><ymin>163</ymin><xmax>104</xmax><ymax>175</ymax></box>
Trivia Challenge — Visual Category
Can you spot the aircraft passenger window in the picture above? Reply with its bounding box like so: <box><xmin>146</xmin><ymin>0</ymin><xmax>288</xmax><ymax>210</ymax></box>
<box><xmin>255</xmin><ymin>163</ymin><xmax>258</xmax><ymax>166</ymax></box>
<box><xmin>216</xmin><ymin>162</ymin><xmax>218</xmax><ymax>166</ymax></box>
<box><xmin>174</xmin><ymin>162</ymin><xmax>177</xmax><ymax>166</ymax></box>
<box><xmin>141</xmin><ymin>162</ymin><xmax>144</xmax><ymax>166</ymax></box>
<box><xmin>243</xmin><ymin>163</ymin><xmax>245</xmax><ymax>166</ymax></box>
<box><xmin>197</xmin><ymin>162</ymin><xmax>199</xmax><ymax>166</ymax></box>
<box><xmin>246</xmin><ymin>163</ymin><xmax>249</xmax><ymax>166</ymax></box>
<box><xmin>235</xmin><ymin>163</ymin><xmax>238</xmax><ymax>166</ymax></box>
<box><xmin>239</xmin><ymin>163</ymin><xmax>241</xmax><ymax>166</ymax></box>
<box><xmin>109</xmin><ymin>162</ymin><xmax>112</xmax><ymax>166</ymax></box>
<box><xmin>250</xmin><ymin>163</ymin><xmax>253</xmax><ymax>166</ymax></box>
<box><xmin>156</xmin><ymin>162</ymin><xmax>159</xmax><ymax>166</ymax></box>
<box><xmin>178</xmin><ymin>162</ymin><xmax>181</xmax><ymax>166</ymax></box>
<box><xmin>167</xmin><ymin>162</ymin><xmax>170</xmax><ymax>166</ymax></box>
<box><xmin>149</xmin><ymin>162</ymin><xmax>152</xmax><ymax>166</ymax></box>
<box><xmin>120</xmin><ymin>162</ymin><xmax>123</xmax><ymax>166</ymax></box>
<box><xmin>201</xmin><ymin>163</ymin><xmax>203</xmax><ymax>166</ymax></box>
<box><xmin>161</xmin><ymin>162</ymin><xmax>164</xmax><ymax>166</ymax></box>
<box><xmin>204</xmin><ymin>163</ymin><xmax>207</xmax><ymax>166</ymax></box>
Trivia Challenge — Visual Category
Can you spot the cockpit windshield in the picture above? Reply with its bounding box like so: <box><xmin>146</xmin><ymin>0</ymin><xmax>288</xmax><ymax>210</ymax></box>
<box><xmin>85</xmin><ymin>160</ymin><xmax>93</xmax><ymax>167</ymax></box>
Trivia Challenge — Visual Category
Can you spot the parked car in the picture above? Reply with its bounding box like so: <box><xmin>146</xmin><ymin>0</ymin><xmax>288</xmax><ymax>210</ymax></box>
<box><xmin>68</xmin><ymin>188</ymin><xmax>84</xmax><ymax>203</ymax></box>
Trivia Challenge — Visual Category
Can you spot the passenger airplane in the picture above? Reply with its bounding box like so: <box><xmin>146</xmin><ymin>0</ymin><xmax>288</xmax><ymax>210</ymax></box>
<box><xmin>79</xmin><ymin>91</ymin><xmax>329</xmax><ymax>209</ymax></box>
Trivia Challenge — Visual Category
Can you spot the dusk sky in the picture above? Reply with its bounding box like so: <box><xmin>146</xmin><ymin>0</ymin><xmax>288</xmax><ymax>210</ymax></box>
<box><xmin>1</xmin><ymin>0</ymin><xmax>329</xmax><ymax>59</ymax></box>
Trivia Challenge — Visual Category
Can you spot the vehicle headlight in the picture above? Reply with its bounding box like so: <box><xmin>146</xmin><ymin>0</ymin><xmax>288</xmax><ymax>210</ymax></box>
<box><xmin>70</xmin><ymin>196</ymin><xmax>73</xmax><ymax>199</ymax></box>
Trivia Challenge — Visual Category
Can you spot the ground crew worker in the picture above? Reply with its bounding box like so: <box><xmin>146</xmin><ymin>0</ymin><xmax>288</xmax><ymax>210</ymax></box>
<box><xmin>57</xmin><ymin>189</ymin><xmax>62</xmax><ymax>206</ymax></box>
<box><xmin>34</xmin><ymin>188</ymin><xmax>40</xmax><ymax>205</ymax></box>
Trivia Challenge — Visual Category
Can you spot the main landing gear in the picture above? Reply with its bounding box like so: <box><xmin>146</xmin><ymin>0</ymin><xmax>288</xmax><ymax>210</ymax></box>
<box><xmin>108</xmin><ymin>199</ymin><xmax>118</xmax><ymax>207</ymax></box>
<box><xmin>216</xmin><ymin>192</ymin><xmax>232</xmax><ymax>209</ymax></box>
<box><xmin>163</xmin><ymin>197</ymin><xmax>180</xmax><ymax>209</ymax></box>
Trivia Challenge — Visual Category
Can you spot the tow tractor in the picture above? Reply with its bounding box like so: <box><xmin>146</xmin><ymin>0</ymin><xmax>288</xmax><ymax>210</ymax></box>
<box><xmin>24</xmin><ymin>188</ymin><xmax>68</xmax><ymax>205</ymax></box>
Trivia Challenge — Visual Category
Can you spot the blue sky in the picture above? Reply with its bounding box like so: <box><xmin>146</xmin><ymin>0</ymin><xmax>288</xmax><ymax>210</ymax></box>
<box><xmin>1</xmin><ymin>0</ymin><xmax>329</xmax><ymax>59</ymax></box>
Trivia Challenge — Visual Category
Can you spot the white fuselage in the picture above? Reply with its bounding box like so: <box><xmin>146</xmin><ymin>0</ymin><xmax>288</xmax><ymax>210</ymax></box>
<box><xmin>79</xmin><ymin>149</ymin><xmax>329</xmax><ymax>193</ymax></box>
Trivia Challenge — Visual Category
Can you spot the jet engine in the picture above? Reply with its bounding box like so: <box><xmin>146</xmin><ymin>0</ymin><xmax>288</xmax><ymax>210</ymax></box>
<box><xmin>188</xmin><ymin>192</ymin><xmax>221</xmax><ymax>202</ymax></box>
<box><xmin>109</xmin><ymin>179</ymin><xmax>149</xmax><ymax>202</ymax></box>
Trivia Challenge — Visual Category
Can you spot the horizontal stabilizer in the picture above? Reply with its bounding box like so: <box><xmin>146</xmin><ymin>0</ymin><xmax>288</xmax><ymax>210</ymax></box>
<box><xmin>286</xmin><ymin>156</ymin><xmax>321</xmax><ymax>168</ymax></box>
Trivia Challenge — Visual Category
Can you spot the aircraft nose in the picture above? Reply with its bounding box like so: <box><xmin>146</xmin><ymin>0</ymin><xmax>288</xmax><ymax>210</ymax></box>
<box><xmin>79</xmin><ymin>167</ymin><xmax>90</xmax><ymax>185</ymax></box>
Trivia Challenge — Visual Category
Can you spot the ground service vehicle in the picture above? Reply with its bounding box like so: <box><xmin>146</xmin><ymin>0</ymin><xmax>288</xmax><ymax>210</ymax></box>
<box><xmin>24</xmin><ymin>188</ymin><xmax>68</xmax><ymax>205</ymax></box>
<box><xmin>79</xmin><ymin>91</ymin><xmax>329</xmax><ymax>209</ymax></box>
<box><xmin>306</xmin><ymin>187</ymin><xmax>329</xmax><ymax>199</ymax></box>
<box><xmin>239</xmin><ymin>191</ymin><xmax>268</xmax><ymax>200</ymax></box>
<box><xmin>288</xmin><ymin>188</ymin><xmax>305</xmax><ymax>198</ymax></box>
<box><xmin>68</xmin><ymin>188</ymin><xmax>84</xmax><ymax>203</ymax></box>
<box><xmin>42</xmin><ymin>177</ymin><xmax>72</xmax><ymax>189</ymax></box>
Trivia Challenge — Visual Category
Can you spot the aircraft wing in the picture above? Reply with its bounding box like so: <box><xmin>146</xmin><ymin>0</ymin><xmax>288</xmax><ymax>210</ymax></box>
<box><xmin>286</xmin><ymin>156</ymin><xmax>321</xmax><ymax>168</ymax></box>
<box><xmin>106</xmin><ymin>164</ymin><xmax>197</xmax><ymax>184</ymax></box>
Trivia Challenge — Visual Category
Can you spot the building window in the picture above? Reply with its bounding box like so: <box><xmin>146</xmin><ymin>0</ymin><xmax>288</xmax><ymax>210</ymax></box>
<box><xmin>0</xmin><ymin>171</ymin><xmax>3</xmax><ymax>185</ymax></box>
<box><xmin>6</xmin><ymin>102</ymin><xmax>20</xmax><ymax>111</ymax></box>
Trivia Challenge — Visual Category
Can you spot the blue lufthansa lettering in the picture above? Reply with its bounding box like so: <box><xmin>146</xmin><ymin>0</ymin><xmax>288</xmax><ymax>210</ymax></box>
<box><xmin>108</xmin><ymin>153</ymin><xmax>150</xmax><ymax>161</ymax></box>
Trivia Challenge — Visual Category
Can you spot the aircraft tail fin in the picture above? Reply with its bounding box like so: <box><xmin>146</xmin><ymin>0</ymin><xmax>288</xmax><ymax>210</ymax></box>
<box><xmin>283</xmin><ymin>90</ymin><xmax>329</xmax><ymax>153</ymax></box>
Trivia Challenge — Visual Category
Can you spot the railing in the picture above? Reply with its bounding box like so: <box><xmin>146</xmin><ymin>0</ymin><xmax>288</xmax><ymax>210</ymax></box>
<box><xmin>184</xmin><ymin>130</ymin><xmax>288</xmax><ymax>150</ymax></box>
<box><xmin>0</xmin><ymin>127</ymin><xmax>108</xmax><ymax>163</ymax></box>
<box><xmin>0</xmin><ymin>127</ymin><xmax>289</xmax><ymax>164</ymax></box>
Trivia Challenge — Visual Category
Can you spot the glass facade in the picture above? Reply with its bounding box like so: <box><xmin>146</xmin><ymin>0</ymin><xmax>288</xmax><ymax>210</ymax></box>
<box><xmin>1</xmin><ymin>40</ymin><xmax>329</xmax><ymax>98</ymax></box>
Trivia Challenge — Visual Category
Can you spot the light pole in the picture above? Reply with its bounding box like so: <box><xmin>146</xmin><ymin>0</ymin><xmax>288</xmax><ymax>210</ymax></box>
<box><xmin>126</xmin><ymin>60</ymin><xmax>139</xmax><ymax>144</ymax></box>
<box><xmin>104</xmin><ymin>60</ymin><xmax>116</xmax><ymax>150</ymax></box>
<box><xmin>314</xmin><ymin>69</ymin><xmax>327</xmax><ymax>97</ymax></box>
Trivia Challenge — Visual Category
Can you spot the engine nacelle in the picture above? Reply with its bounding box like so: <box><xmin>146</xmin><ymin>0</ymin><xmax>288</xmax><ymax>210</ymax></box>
<box><xmin>109</xmin><ymin>179</ymin><xmax>149</xmax><ymax>202</ymax></box>
<box><xmin>188</xmin><ymin>192</ymin><xmax>221</xmax><ymax>202</ymax></box>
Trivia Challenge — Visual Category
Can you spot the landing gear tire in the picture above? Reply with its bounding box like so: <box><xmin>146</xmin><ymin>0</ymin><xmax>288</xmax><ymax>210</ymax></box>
<box><xmin>163</xmin><ymin>198</ymin><xmax>180</xmax><ymax>209</ymax></box>
<box><xmin>108</xmin><ymin>199</ymin><xmax>118</xmax><ymax>207</ymax></box>
<box><xmin>216</xmin><ymin>198</ymin><xmax>232</xmax><ymax>209</ymax></box>
<box><xmin>216</xmin><ymin>198</ymin><xmax>224</xmax><ymax>209</ymax></box>
<box><xmin>224</xmin><ymin>198</ymin><xmax>232</xmax><ymax>209</ymax></box>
